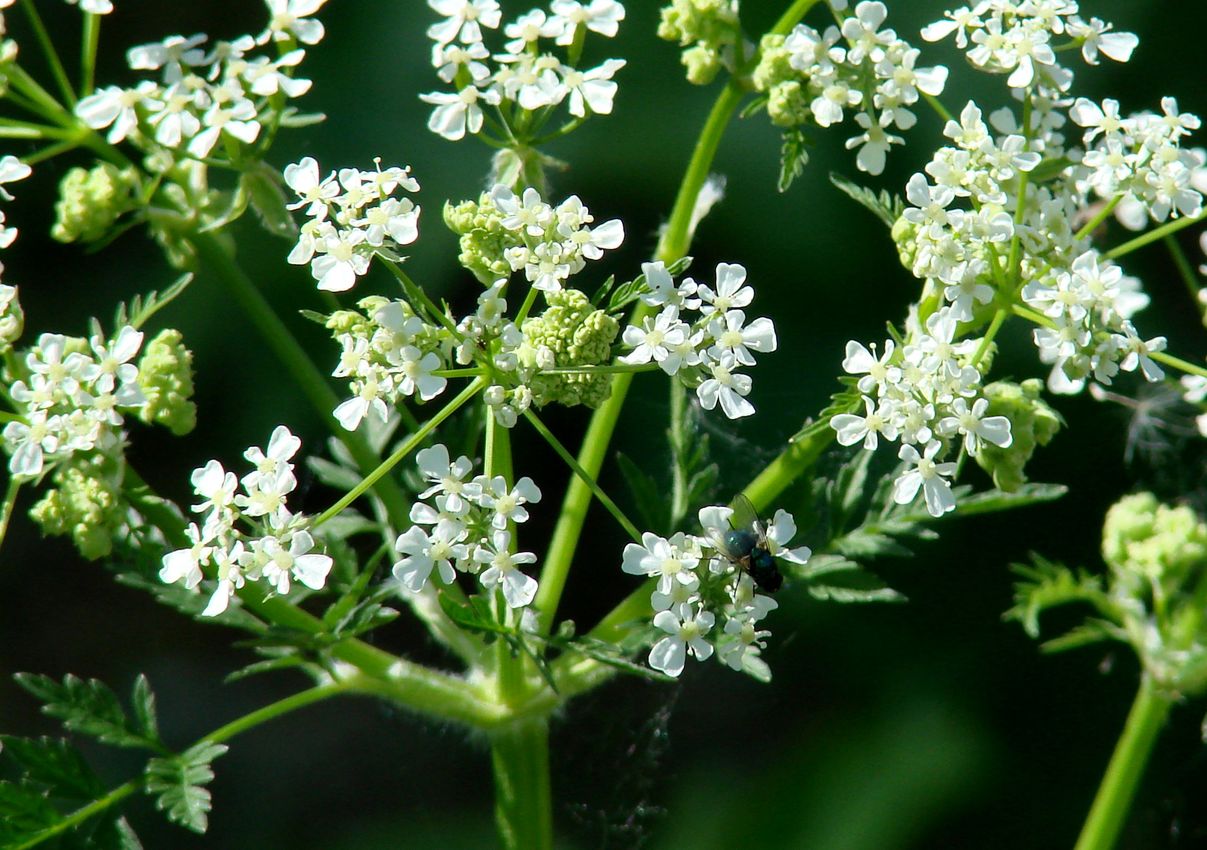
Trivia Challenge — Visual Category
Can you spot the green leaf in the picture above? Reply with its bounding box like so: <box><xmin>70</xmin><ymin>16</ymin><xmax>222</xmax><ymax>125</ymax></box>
<box><xmin>603</xmin><ymin>255</ymin><xmax>692</xmax><ymax>313</ymax></box>
<box><xmin>145</xmin><ymin>742</ymin><xmax>228</xmax><ymax>834</ymax></box>
<box><xmin>242</xmin><ymin>163</ymin><xmax>298</xmax><ymax>240</ymax></box>
<box><xmin>437</xmin><ymin>593</ymin><xmax>502</xmax><ymax>644</ymax></box>
<box><xmin>1004</xmin><ymin>554</ymin><xmax>1110</xmax><ymax>639</ymax></box>
<box><xmin>111</xmin><ymin>273</ymin><xmax>194</xmax><ymax>332</ymax></box>
<box><xmin>116</xmin><ymin>573</ymin><xmax>267</xmax><ymax>634</ymax></box>
<box><xmin>950</xmin><ymin>483</ymin><xmax>1068</xmax><ymax>517</ymax></box>
<box><xmin>828</xmin><ymin>172</ymin><xmax>904</xmax><ymax>228</ymax></box>
<box><xmin>131</xmin><ymin>676</ymin><xmax>158</xmax><ymax>744</ymax></box>
<box><xmin>0</xmin><ymin>736</ymin><xmax>103</xmax><ymax>800</ymax></box>
<box><xmin>13</xmin><ymin>674</ymin><xmax>162</xmax><ymax>752</ymax></box>
<box><xmin>548</xmin><ymin>635</ymin><xmax>676</xmax><ymax>683</ymax></box>
<box><xmin>1026</xmin><ymin>156</ymin><xmax>1075</xmax><ymax>184</ymax></box>
<box><xmin>224</xmin><ymin>654</ymin><xmax>310</xmax><ymax>684</ymax></box>
<box><xmin>298</xmin><ymin>308</ymin><xmax>329</xmax><ymax>326</ymax></box>
<box><xmin>0</xmin><ymin>780</ymin><xmax>59</xmax><ymax>839</ymax></box>
<box><xmin>1040</xmin><ymin>619</ymin><xmax>1120</xmax><ymax>654</ymax></box>
<box><xmin>616</xmin><ymin>452</ymin><xmax>667</xmax><ymax>535</ymax></box>
<box><xmin>791</xmin><ymin>555</ymin><xmax>905</xmax><ymax>603</ymax></box>
<box><xmin>778</xmin><ymin>128</ymin><xmax>810</xmax><ymax>193</ymax></box>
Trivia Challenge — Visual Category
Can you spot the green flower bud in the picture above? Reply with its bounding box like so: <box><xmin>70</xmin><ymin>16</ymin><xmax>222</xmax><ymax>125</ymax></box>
<box><xmin>974</xmin><ymin>379</ymin><xmax>1062</xmax><ymax>492</ymax></box>
<box><xmin>325</xmin><ymin>309</ymin><xmax>370</xmax><ymax>335</ymax></box>
<box><xmin>444</xmin><ymin>194</ymin><xmax>516</xmax><ymax>284</ymax></box>
<box><xmin>767</xmin><ymin>81</ymin><xmax>811</xmax><ymax>127</ymax></box>
<box><xmin>0</xmin><ymin>283</ymin><xmax>23</xmax><ymax>351</ymax></box>
<box><xmin>752</xmin><ymin>34</ymin><xmax>792</xmax><ymax>93</ymax></box>
<box><xmin>137</xmin><ymin>329</ymin><xmax>197</xmax><ymax>436</ymax></box>
<box><xmin>1103</xmin><ymin>493</ymin><xmax>1207</xmax><ymax>589</ymax></box>
<box><xmin>891</xmin><ymin>215</ymin><xmax>918</xmax><ymax>271</ymax></box>
<box><xmin>521</xmin><ymin>289</ymin><xmax>619</xmax><ymax>409</ymax></box>
<box><xmin>683</xmin><ymin>45</ymin><xmax>722</xmax><ymax>86</ymax></box>
<box><xmin>51</xmin><ymin>162</ymin><xmax>137</xmax><ymax>244</ymax></box>
<box><xmin>30</xmin><ymin>456</ymin><xmax>123</xmax><ymax>560</ymax></box>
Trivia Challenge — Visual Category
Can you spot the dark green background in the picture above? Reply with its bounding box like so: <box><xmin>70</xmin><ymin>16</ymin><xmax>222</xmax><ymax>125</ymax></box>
<box><xmin>3</xmin><ymin>1</ymin><xmax>1207</xmax><ymax>847</ymax></box>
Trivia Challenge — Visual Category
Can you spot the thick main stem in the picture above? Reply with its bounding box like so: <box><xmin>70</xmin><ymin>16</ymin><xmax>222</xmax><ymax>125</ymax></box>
<box><xmin>491</xmin><ymin>718</ymin><xmax>554</xmax><ymax>850</ymax></box>
<box><xmin>1073</xmin><ymin>675</ymin><xmax>1172</xmax><ymax>850</ymax></box>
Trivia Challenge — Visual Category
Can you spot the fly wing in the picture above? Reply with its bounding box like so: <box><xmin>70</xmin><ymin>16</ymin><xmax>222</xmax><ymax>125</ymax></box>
<box><xmin>729</xmin><ymin>493</ymin><xmax>761</xmax><ymax>535</ymax></box>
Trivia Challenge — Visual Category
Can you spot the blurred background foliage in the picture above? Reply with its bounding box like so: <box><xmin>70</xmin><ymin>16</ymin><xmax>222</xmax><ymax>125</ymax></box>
<box><xmin>2</xmin><ymin>0</ymin><xmax>1207</xmax><ymax>847</ymax></box>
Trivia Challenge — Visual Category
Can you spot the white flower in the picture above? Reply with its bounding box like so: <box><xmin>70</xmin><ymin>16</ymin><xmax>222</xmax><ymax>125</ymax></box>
<box><xmin>393</xmin><ymin>521</ymin><xmax>467</xmax><ymax>592</ymax></box>
<box><xmin>622</xmin><ymin>531</ymin><xmax>701</xmax><ymax>595</ymax></box>
<box><xmin>695</xmin><ymin>263</ymin><xmax>753</xmax><ymax>316</ymax></box>
<box><xmin>845</xmin><ymin>111</ymin><xmax>901</xmax><ymax>175</ymax></box>
<box><xmin>936</xmin><ymin>397</ymin><xmax>1012</xmax><ymax>456</ymax></box>
<box><xmin>841</xmin><ymin>339</ymin><xmax>899</xmax><ymax>396</ymax></box>
<box><xmin>478</xmin><ymin>475</ymin><xmax>541</xmax><ymax>529</ymax></box>
<box><xmin>75</xmin><ymin>84</ymin><xmax>154</xmax><ymax>143</ymax></box>
<box><xmin>159</xmin><ymin>523</ymin><xmax>211</xmax><ymax>591</ymax></box>
<box><xmin>202</xmin><ymin>542</ymin><xmax>247</xmax><ymax>617</ymax></box>
<box><xmin>395</xmin><ymin>346</ymin><xmax>447</xmax><ymax>401</ymax></box>
<box><xmin>0</xmin><ymin>155</ymin><xmax>31</xmax><ymax>202</ymax></box>
<box><xmin>649</xmin><ymin>603</ymin><xmax>714</xmax><ymax>677</ymax></box>
<box><xmin>1070</xmin><ymin>17</ymin><xmax>1138</xmax><ymax>65</ymax></box>
<box><xmin>261</xmin><ymin>0</ymin><xmax>328</xmax><ymax>46</ymax></box>
<box><xmin>255</xmin><ymin>530</ymin><xmax>332</xmax><ymax>594</ymax></box>
<box><xmin>640</xmin><ymin>260</ymin><xmax>698</xmax><ymax>309</ymax></box>
<box><xmin>762</xmin><ymin>509</ymin><xmax>812</xmax><ymax>565</ymax></box>
<box><xmin>706</xmin><ymin>310</ymin><xmax>777</xmax><ymax>367</ymax></box>
<box><xmin>620</xmin><ymin>308</ymin><xmax>689</xmax><ymax>373</ymax></box>
<box><xmin>311</xmin><ymin>229</ymin><xmax>370</xmax><ymax>292</ymax></box>
<box><xmin>284</xmin><ymin>156</ymin><xmax>339</xmax><ymax>217</ymax></box>
<box><xmin>696</xmin><ymin>352</ymin><xmax>754</xmax><ymax>419</ymax></box>
<box><xmin>416</xmin><ymin>444</ymin><xmax>480</xmax><ymax>514</ymax></box>
<box><xmin>550</xmin><ymin>0</ymin><xmax>625</xmax><ymax>44</ymax></box>
<box><xmin>420</xmin><ymin>85</ymin><xmax>501</xmax><ymax>141</ymax></box>
<box><xmin>892</xmin><ymin>442</ymin><xmax>957</xmax><ymax>517</ymax></box>
<box><xmin>427</xmin><ymin>0</ymin><xmax>502</xmax><ymax>46</ymax></box>
<box><xmin>190</xmin><ymin>459</ymin><xmax>239</xmax><ymax>517</ymax></box>
<box><xmin>830</xmin><ymin>396</ymin><xmax>898</xmax><ymax>450</ymax></box>
<box><xmin>561</xmin><ymin>59</ymin><xmax>625</xmax><ymax>117</ymax></box>
<box><xmin>66</xmin><ymin>0</ymin><xmax>114</xmax><ymax>14</ymax></box>
<box><xmin>475</xmin><ymin>529</ymin><xmax>539</xmax><ymax>608</ymax></box>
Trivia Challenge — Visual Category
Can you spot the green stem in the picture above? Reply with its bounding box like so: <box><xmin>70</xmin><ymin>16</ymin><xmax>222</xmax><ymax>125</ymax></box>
<box><xmin>189</xmin><ymin>232</ymin><xmax>414</xmax><ymax>528</ymax></box>
<box><xmin>1163</xmin><ymin>234</ymin><xmax>1201</xmax><ymax>306</ymax></box>
<box><xmin>1105</xmin><ymin>208</ymin><xmax>1207</xmax><ymax>261</ymax></box>
<box><xmin>1075</xmin><ymin>196</ymin><xmax>1121</xmax><ymax>242</ymax></box>
<box><xmin>19</xmin><ymin>0</ymin><xmax>76</xmax><ymax>107</ymax></box>
<box><xmin>80</xmin><ymin>12</ymin><xmax>100</xmax><ymax>97</ymax></box>
<box><xmin>1150</xmin><ymin>350</ymin><xmax>1207</xmax><ymax>381</ymax></box>
<box><xmin>522</xmin><ymin>408</ymin><xmax>641</xmax><ymax>542</ymax></box>
<box><xmin>312</xmin><ymin>377</ymin><xmax>487</xmax><ymax>527</ymax></box>
<box><xmin>533</xmin><ymin>77</ymin><xmax>748</xmax><ymax>635</ymax></box>
<box><xmin>0</xmin><ymin>475</ymin><xmax>20</xmax><ymax>553</ymax></box>
<box><xmin>1073</xmin><ymin>675</ymin><xmax>1172</xmax><ymax>850</ymax></box>
<box><xmin>741</xmin><ymin>422</ymin><xmax>839</xmax><ymax>513</ymax></box>
<box><xmin>972</xmin><ymin>307</ymin><xmax>1009</xmax><ymax>368</ymax></box>
<box><xmin>668</xmin><ymin>380</ymin><xmax>690</xmax><ymax>530</ymax></box>
<box><xmin>490</xmin><ymin>717</ymin><xmax>553</xmax><ymax>850</ymax></box>
<box><xmin>10</xmin><ymin>780</ymin><xmax>143</xmax><ymax>850</ymax></box>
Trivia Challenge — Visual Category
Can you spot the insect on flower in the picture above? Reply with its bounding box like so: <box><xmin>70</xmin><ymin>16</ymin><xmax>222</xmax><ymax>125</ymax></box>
<box><xmin>714</xmin><ymin>494</ymin><xmax>783</xmax><ymax>593</ymax></box>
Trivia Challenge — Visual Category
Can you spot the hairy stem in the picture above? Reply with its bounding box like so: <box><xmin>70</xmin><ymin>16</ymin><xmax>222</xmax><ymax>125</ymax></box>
<box><xmin>1073</xmin><ymin>675</ymin><xmax>1171</xmax><ymax>850</ymax></box>
<box><xmin>490</xmin><ymin>717</ymin><xmax>554</xmax><ymax>850</ymax></box>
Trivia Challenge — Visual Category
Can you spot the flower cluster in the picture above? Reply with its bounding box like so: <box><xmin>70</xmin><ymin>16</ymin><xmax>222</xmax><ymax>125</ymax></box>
<box><xmin>621</xmin><ymin>505</ymin><xmax>810</xmax><ymax>678</ymax></box>
<box><xmin>284</xmin><ymin>157</ymin><xmax>422</xmax><ymax>292</ymax></box>
<box><xmin>326</xmin><ymin>297</ymin><xmax>451</xmax><ymax>432</ymax></box>
<box><xmin>1072</xmin><ymin>96</ymin><xmax>1205</xmax><ymax>230</ymax></box>
<box><xmin>832</xmin><ymin>307</ymin><xmax>1012</xmax><ymax>517</ymax></box>
<box><xmin>2</xmin><ymin>325</ymin><xmax>147</xmax><ymax>479</ymax></box>
<box><xmin>754</xmin><ymin>1</ymin><xmax>948</xmax><ymax>175</ymax></box>
<box><xmin>447</xmin><ymin>184</ymin><xmax>623</xmax><ymax>294</ymax></box>
<box><xmin>393</xmin><ymin>444</ymin><xmax>542</xmax><ymax>609</ymax></box>
<box><xmin>421</xmin><ymin>0</ymin><xmax>626</xmax><ymax>143</ymax></box>
<box><xmin>75</xmin><ymin>0</ymin><xmax>324</xmax><ymax>159</ymax></box>
<box><xmin>623</xmin><ymin>261</ymin><xmax>777</xmax><ymax>419</ymax></box>
<box><xmin>160</xmin><ymin>426</ymin><xmax>333</xmax><ymax>616</ymax></box>
<box><xmin>922</xmin><ymin>0</ymin><xmax>1137</xmax><ymax>91</ymax></box>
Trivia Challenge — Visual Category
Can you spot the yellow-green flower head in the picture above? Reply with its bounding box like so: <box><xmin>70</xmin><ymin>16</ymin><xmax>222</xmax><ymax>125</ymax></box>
<box><xmin>1103</xmin><ymin>493</ymin><xmax>1207</xmax><ymax>586</ymax></box>
<box><xmin>890</xmin><ymin>215</ymin><xmax>919</xmax><ymax>271</ymax></box>
<box><xmin>444</xmin><ymin>194</ymin><xmax>517</xmax><ymax>285</ymax></box>
<box><xmin>136</xmin><ymin>329</ymin><xmax>197</xmax><ymax>436</ymax></box>
<box><xmin>658</xmin><ymin>0</ymin><xmax>741</xmax><ymax>86</ymax></box>
<box><xmin>30</xmin><ymin>455</ymin><xmax>123</xmax><ymax>560</ymax></box>
<box><xmin>521</xmin><ymin>289</ymin><xmax>619</xmax><ymax>409</ymax></box>
<box><xmin>974</xmin><ymin>379</ymin><xmax>1062</xmax><ymax>492</ymax></box>
<box><xmin>51</xmin><ymin>162</ymin><xmax>136</xmax><ymax>244</ymax></box>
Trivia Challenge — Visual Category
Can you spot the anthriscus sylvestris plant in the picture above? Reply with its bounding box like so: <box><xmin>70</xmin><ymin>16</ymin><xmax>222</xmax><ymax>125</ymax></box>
<box><xmin>0</xmin><ymin>0</ymin><xmax>1206</xmax><ymax>848</ymax></box>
